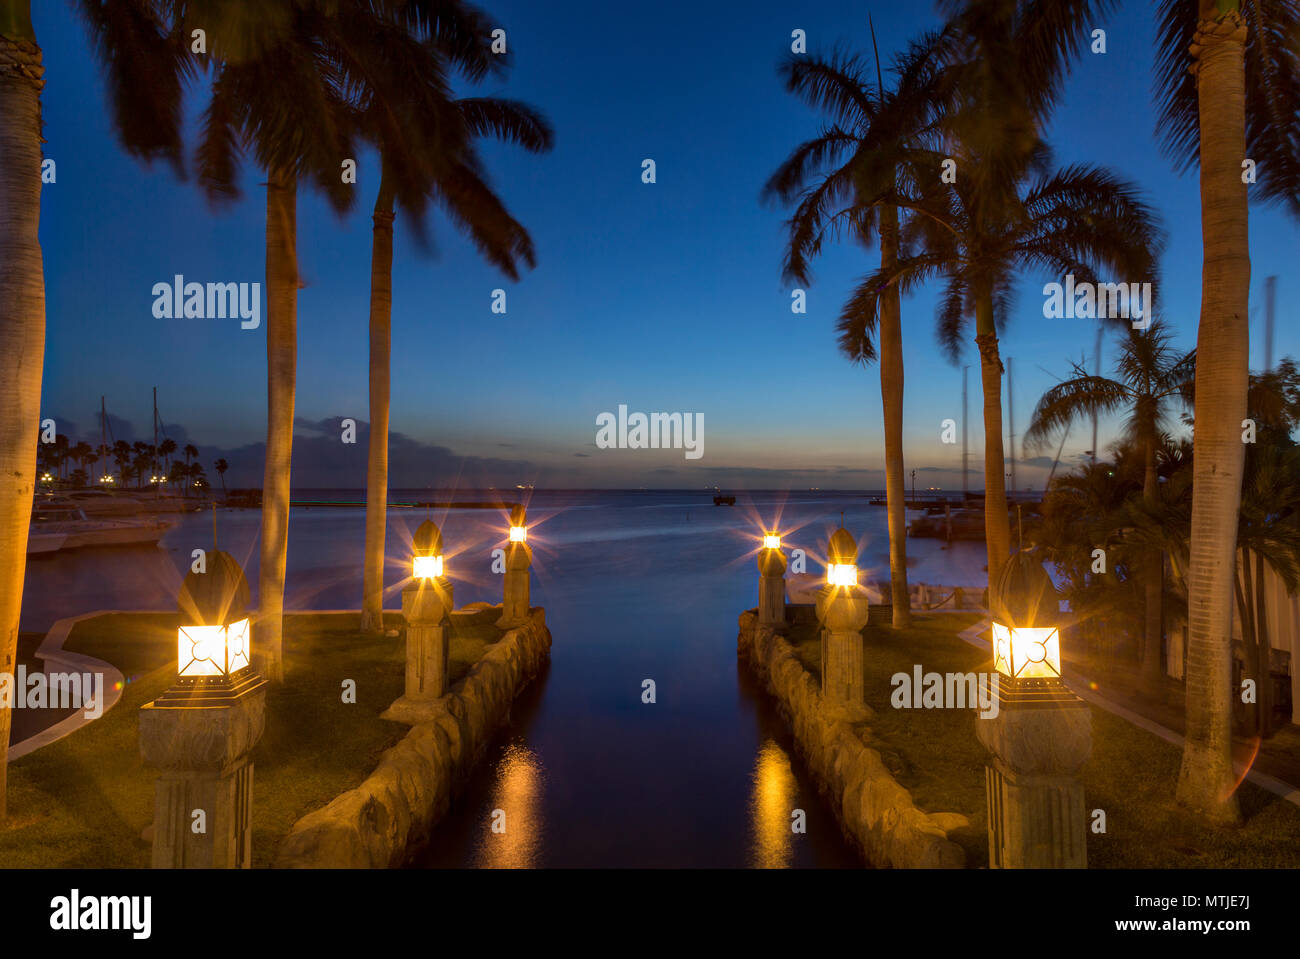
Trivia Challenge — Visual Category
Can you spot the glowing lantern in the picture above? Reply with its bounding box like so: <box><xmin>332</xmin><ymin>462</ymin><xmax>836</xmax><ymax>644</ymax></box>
<box><xmin>991</xmin><ymin>622</ymin><xmax>1061</xmax><ymax>681</ymax></box>
<box><xmin>826</xmin><ymin>527</ymin><xmax>858</xmax><ymax>588</ymax></box>
<box><xmin>413</xmin><ymin>519</ymin><xmax>445</xmax><ymax>580</ymax></box>
<box><xmin>158</xmin><ymin>550</ymin><xmax>260</xmax><ymax>704</ymax></box>
<box><xmin>414</xmin><ymin>554</ymin><xmax>444</xmax><ymax>578</ymax></box>
<box><xmin>179</xmin><ymin>618</ymin><xmax>251</xmax><ymax>679</ymax></box>
<box><xmin>763</xmin><ymin>533</ymin><xmax>781</xmax><ymax>550</ymax></box>
<box><xmin>991</xmin><ymin>550</ymin><xmax>1063</xmax><ymax>685</ymax></box>
<box><xmin>507</xmin><ymin>503</ymin><xmax>528</xmax><ymax>543</ymax></box>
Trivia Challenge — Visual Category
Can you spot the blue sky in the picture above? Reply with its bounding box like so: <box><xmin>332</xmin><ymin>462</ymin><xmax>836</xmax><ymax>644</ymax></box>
<box><xmin>33</xmin><ymin>0</ymin><xmax>1298</xmax><ymax>489</ymax></box>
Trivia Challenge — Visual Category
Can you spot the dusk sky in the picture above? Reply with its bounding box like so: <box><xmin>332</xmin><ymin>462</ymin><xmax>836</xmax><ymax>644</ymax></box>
<box><xmin>34</xmin><ymin>0</ymin><xmax>1298</xmax><ymax>490</ymax></box>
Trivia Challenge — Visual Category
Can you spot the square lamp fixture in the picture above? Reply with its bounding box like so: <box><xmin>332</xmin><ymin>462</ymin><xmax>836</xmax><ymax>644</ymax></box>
<box><xmin>763</xmin><ymin>533</ymin><xmax>781</xmax><ymax>550</ymax></box>
<box><xmin>991</xmin><ymin>622</ymin><xmax>1061</xmax><ymax>681</ymax></box>
<box><xmin>414</xmin><ymin>554</ymin><xmax>444</xmax><ymax>579</ymax></box>
<box><xmin>827</xmin><ymin>563</ymin><xmax>857</xmax><ymax>587</ymax></box>
<box><xmin>178</xmin><ymin>617</ymin><xmax>251</xmax><ymax>680</ymax></box>
<box><xmin>509</xmin><ymin>525</ymin><xmax>527</xmax><ymax>543</ymax></box>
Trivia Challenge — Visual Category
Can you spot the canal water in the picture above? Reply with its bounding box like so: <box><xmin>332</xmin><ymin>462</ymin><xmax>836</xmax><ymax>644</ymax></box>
<box><xmin>19</xmin><ymin>488</ymin><xmax>986</xmax><ymax>867</ymax></box>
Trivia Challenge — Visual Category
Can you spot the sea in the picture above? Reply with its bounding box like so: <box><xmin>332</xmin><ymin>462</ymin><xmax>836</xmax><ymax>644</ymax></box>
<box><xmin>19</xmin><ymin>488</ymin><xmax>989</xmax><ymax>867</ymax></box>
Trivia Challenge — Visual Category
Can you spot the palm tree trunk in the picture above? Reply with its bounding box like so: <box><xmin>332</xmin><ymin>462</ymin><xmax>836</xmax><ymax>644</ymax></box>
<box><xmin>974</xmin><ymin>279</ymin><xmax>1011</xmax><ymax>590</ymax></box>
<box><xmin>0</xmin><ymin>7</ymin><xmax>44</xmax><ymax>823</ymax></box>
<box><xmin>1175</xmin><ymin>4</ymin><xmax>1249</xmax><ymax>825</ymax></box>
<box><xmin>1142</xmin><ymin>433</ymin><xmax>1164</xmax><ymax>692</ymax></box>
<box><xmin>879</xmin><ymin>204</ymin><xmax>910</xmax><ymax>628</ymax></box>
<box><xmin>361</xmin><ymin>171</ymin><xmax>395</xmax><ymax>633</ymax></box>
<box><xmin>258</xmin><ymin>166</ymin><xmax>298</xmax><ymax>683</ymax></box>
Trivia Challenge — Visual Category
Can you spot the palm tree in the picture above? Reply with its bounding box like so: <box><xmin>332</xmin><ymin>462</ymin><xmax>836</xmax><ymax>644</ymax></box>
<box><xmin>847</xmin><ymin>154</ymin><xmax>1162</xmax><ymax>589</ymax></box>
<box><xmin>1155</xmin><ymin>0</ymin><xmax>1300</xmax><ymax>823</ymax></box>
<box><xmin>214</xmin><ymin>457</ymin><xmax>229</xmax><ymax>497</ymax></box>
<box><xmin>0</xmin><ymin>0</ymin><xmax>46</xmax><ymax>819</ymax></box>
<box><xmin>195</xmin><ymin>3</ymin><xmax>364</xmax><ymax>680</ymax></box>
<box><xmin>356</xmin><ymin>11</ymin><xmax>553</xmax><ymax>632</ymax></box>
<box><xmin>763</xmin><ymin>31</ymin><xmax>943</xmax><ymax>628</ymax></box>
<box><xmin>0</xmin><ymin>0</ymin><xmax>190</xmax><ymax>819</ymax></box>
<box><xmin>158</xmin><ymin>437</ymin><xmax>177</xmax><ymax>475</ymax></box>
<box><xmin>111</xmin><ymin>439</ymin><xmax>131</xmax><ymax>480</ymax></box>
<box><xmin>1025</xmin><ymin>323</ymin><xmax>1194</xmax><ymax>692</ymax></box>
<box><xmin>845</xmin><ymin>1</ymin><xmax>1152</xmax><ymax>589</ymax></box>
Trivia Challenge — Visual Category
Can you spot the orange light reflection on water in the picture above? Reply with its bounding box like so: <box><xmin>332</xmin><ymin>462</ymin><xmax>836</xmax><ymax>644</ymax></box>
<box><xmin>749</xmin><ymin>739</ymin><xmax>797</xmax><ymax>869</ymax></box>
<box><xmin>473</xmin><ymin>743</ymin><xmax>545</xmax><ymax>869</ymax></box>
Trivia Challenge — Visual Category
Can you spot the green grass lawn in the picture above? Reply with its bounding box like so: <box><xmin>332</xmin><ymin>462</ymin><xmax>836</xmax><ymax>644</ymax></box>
<box><xmin>785</xmin><ymin>610</ymin><xmax>1300</xmax><ymax>868</ymax></box>
<box><xmin>0</xmin><ymin>608</ymin><xmax>504</xmax><ymax>868</ymax></box>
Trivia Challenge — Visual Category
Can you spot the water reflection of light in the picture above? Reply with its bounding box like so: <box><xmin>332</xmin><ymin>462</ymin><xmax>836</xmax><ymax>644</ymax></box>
<box><xmin>749</xmin><ymin>739</ymin><xmax>797</xmax><ymax>869</ymax></box>
<box><xmin>473</xmin><ymin>743</ymin><xmax>544</xmax><ymax>869</ymax></box>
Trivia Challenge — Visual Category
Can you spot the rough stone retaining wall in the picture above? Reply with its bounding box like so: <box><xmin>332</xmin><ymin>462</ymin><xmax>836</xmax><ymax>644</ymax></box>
<box><xmin>276</xmin><ymin>607</ymin><xmax>551</xmax><ymax>867</ymax></box>
<box><xmin>738</xmin><ymin>610</ymin><xmax>967</xmax><ymax>868</ymax></box>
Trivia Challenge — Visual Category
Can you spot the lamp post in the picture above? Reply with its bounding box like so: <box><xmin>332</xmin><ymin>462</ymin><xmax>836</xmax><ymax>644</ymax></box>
<box><xmin>138</xmin><ymin>551</ymin><xmax>267</xmax><ymax>868</ymax></box>
<box><xmin>976</xmin><ymin>550</ymin><xmax>1091</xmax><ymax>868</ymax></box>
<box><xmin>497</xmin><ymin>504</ymin><xmax>532</xmax><ymax>629</ymax></box>
<box><xmin>385</xmin><ymin>519</ymin><xmax>454</xmax><ymax>724</ymax></box>
<box><xmin>757</xmin><ymin>531</ymin><xmax>786</xmax><ymax>631</ymax></box>
<box><xmin>815</xmin><ymin>527</ymin><xmax>870</xmax><ymax>716</ymax></box>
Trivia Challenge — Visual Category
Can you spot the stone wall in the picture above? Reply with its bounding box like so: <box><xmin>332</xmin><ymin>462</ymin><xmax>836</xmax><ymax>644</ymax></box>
<box><xmin>276</xmin><ymin>607</ymin><xmax>551</xmax><ymax>868</ymax></box>
<box><xmin>738</xmin><ymin>610</ymin><xmax>967</xmax><ymax>869</ymax></box>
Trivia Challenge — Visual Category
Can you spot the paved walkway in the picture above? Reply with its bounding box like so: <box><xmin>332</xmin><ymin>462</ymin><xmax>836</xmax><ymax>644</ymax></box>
<box><xmin>957</xmin><ymin>619</ymin><xmax>1300</xmax><ymax>809</ymax></box>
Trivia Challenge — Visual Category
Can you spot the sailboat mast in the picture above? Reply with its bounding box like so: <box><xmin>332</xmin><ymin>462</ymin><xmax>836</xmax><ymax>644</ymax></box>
<box><xmin>153</xmin><ymin>386</ymin><xmax>159</xmax><ymax>494</ymax></box>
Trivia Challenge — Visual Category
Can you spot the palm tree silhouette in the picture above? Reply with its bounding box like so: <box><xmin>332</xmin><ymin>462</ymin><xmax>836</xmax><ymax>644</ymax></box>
<box><xmin>355</xmin><ymin>20</ymin><xmax>553</xmax><ymax>631</ymax></box>
<box><xmin>1026</xmin><ymin>323</ymin><xmax>1194</xmax><ymax>694</ymax></box>
<box><xmin>1153</xmin><ymin>0</ymin><xmax>1300</xmax><ymax>822</ymax></box>
<box><xmin>765</xmin><ymin>32</ymin><xmax>945</xmax><ymax>628</ymax></box>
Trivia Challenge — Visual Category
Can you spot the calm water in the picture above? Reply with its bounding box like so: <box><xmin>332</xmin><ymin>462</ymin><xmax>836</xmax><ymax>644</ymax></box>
<box><xmin>20</xmin><ymin>488</ymin><xmax>986</xmax><ymax>867</ymax></box>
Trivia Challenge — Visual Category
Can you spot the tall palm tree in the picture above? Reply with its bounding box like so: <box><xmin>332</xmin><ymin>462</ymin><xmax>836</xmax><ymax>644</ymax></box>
<box><xmin>356</xmin><ymin>1</ymin><xmax>552</xmax><ymax>632</ymax></box>
<box><xmin>0</xmin><ymin>0</ymin><xmax>190</xmax><ymax>821</ymax></box>
<box><xmin>764</xmin><ymin>32</ymin><xmax>944</xmax><ymax>628</ymax></box>
<box><xmin>1155</xmin><ymin>0</ymin><xmax>1300</xmax><ymax>823</ymax></box>
<box><xmin>0</xmin><ymin>0</ymin><xmax>45</xmax><ymax>824</ymax></box>
<box><xmin>1025</xmin><ymin>323</ymin><xmax>1194</xmax><ymax>692</ymax></box>
<box><xmin>847</xmin><ymin>151</ymin><xmax>1163</xmax><ymax>588</ymax></box>
<box><xmin>195</xmin><ymin>2</ymin><xmax>365</xmax><ymax>680</ymax></box>
<box><xmin>848</xmin><ymin>0</ymin><xmax>1137</xmax><ymax>588</ymax></box>
<box><xmin>214</xmin><ymin>457</ymin><xmax>229</xmax><ymax>496</ymax></box>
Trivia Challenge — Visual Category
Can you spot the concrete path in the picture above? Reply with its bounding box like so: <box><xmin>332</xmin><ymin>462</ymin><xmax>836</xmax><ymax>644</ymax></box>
<box><xmin>6</xmin><ymin>609</ymin><xmax>141</xmax><ymax>761</ymax></box>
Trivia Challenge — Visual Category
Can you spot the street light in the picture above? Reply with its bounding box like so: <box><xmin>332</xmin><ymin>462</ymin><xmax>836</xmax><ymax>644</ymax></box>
<box><xmin>509</xmin><ymin>504</ymin><xmax>528</xmax><ymax>543</ymax></box>
<box><xmin>412</xmin><ymin>520</ymin><xmax>445</xmax><ymax>580</ymax></box>
<box><xmin>990</xmin><ymin>550</ymin><xmax>1063</xmax><ymax>688</ymax></box>
<box><xmin>826</xmin><ymin>528</ymin><xmax>858</xmax><ymax>588</ymax></box>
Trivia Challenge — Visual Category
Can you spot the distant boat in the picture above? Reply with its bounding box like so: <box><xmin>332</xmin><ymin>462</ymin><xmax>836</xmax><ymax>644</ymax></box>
<box><xmin>713</xmin><ymin>493</ymin><xmax>736</xmax><ymax>506</ymax></box>
<box><xmin>29</xmin><ymin>498</ymin><xmax>171</xmax><ymax>554</ymax></box>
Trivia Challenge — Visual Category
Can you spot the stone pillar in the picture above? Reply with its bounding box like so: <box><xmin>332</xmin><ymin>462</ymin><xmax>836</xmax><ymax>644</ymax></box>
<box><xmin>138</xmin><ymin>679</ymin><xmax>267</xmax><ymax>869</ymax></box>
<box><xmin>816</xmin><ymin>585</ymin><xmax>870</xmax><ymax>715</ymax></box>
<box><xmin>757</xmin><ymin>545</ymin><xmax>786</xmax><ymax>630</ymax></box>
<box><xmin>977</xmin><ymin>688</ymin><xmax>1091</xmax><ymax>868</ymax></box>
<box><xmin>498</xmin><ymin>541</ymin><xmax>532</xmax><ymax>629</ymax></box>
<box><xmin>384</xmin><ymin>576</ymin><xmax>453</xmax><ymax>724</ymax></box>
